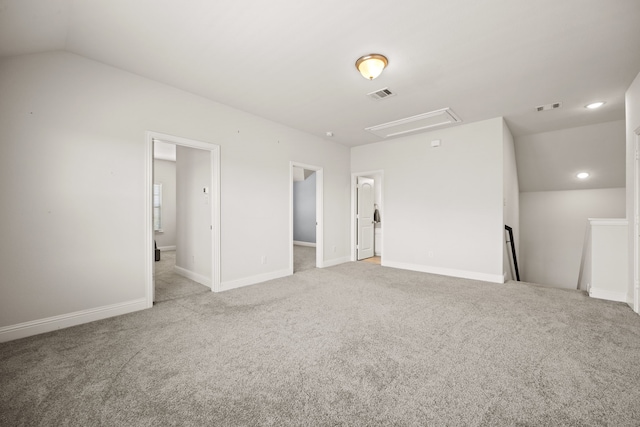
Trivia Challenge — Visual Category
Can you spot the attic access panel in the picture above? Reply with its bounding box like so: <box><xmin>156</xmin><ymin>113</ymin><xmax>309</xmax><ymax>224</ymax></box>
<box><xmin>365</xmin><ymin>108</ymin><xmax>462</xmax><ymax>138</ymax></box>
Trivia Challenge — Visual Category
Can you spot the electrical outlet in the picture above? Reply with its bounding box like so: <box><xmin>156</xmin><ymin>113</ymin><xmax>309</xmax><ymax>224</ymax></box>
<box><xmin>333</xmin><ymin>246</ymin><xmax>337</xmax><ymax>253</ymax></box>
<box><xmin>261</xmin><ymin>256</ymin><xmax>266</xmax><ymax>265</ymax></box>
<box><xmin>428</xmin><ymin>251</ymin><xmax>434</xmax><ymax>258</ymax></box>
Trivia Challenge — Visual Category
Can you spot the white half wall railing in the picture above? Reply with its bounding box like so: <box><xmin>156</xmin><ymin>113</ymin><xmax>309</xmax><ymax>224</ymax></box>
<box><xmin>578</xmin><ymin>218</ymin><xmax>628</xmax><ymax>302</ymax></box>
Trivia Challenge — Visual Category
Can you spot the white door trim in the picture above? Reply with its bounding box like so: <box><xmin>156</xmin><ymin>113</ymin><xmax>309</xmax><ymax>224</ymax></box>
<box><xmin>351</xmin><ymin>170</ymin><xmax>384</xmax><ymax>262</ymax></box>
<box><xmin>290</xmin><ymin>162</ymin><xmax>324</xmax><ymax>271</ymax></box>
<box><xmin>634</xmin><ymin>128</ymin><xmax>640</xmax><ymax>314</ymax></box>
<box><xmin>145</xmin><ymin>131</ymin><xmax>221</xmax><ymax>308</ymax></box>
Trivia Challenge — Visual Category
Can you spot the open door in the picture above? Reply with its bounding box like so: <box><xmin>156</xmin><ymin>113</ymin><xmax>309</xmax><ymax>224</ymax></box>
<box><xmin>357</xmin><ymin>177</ymin><xmax>375</xmax><ymax>260</ymax></box>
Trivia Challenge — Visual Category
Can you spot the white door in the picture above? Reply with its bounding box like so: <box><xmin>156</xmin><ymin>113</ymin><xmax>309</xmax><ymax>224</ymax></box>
<box><xmin>357</xmin><ymin>177</ymin><xmax>375</xmax><ymax>260</ymax></box>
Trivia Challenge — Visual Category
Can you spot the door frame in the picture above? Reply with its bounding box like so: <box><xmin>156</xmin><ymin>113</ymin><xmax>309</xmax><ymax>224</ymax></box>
<box><xmin>145</xmin><ymin>131</ymin><xmax>221</xmax><ymax>308</ymax></box>
<box><xmin>351</xmin><ymin>170</ymin><xmax>384</xmax><ymax>262</ymax></box>
<box><xmin>289</xmin><ymin>162</ymin><xmax>324</xmax><ymax>272</ymax></box>
<box><xmin>634</xmin><ymin>128</ymin><xmax>640</xmax><ymax>314</ymax></box>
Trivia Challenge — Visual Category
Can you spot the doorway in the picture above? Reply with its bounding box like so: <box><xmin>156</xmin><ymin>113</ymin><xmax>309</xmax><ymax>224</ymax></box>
<box><xmin>351</xmin><ymin>171</ymin><xmax>384</xmax><ymax>263</ymax></box>
<box><xmin>145</xmin><ymin>131</ymin><xmax>221</xmax><ymax>309</ymax></box>
<box><xmin>290</xmin><ymin>162</ymin><xmax>323</xmax><ymax>273</ymax></box>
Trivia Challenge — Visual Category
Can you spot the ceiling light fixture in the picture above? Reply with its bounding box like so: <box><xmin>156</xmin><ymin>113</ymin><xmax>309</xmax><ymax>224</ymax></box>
<box><xmin>355</xmin><ymin>54</ymin><xmax>388</xmax><ymax>80</ymax></box>
<box><xmin>577</xmin><ymin>172</ymin><xmax>590</xmax><ymax>179</ymax></box>
<box><xmin>585</xmin><ymin>102</ymin><xmax>605</xmax><ymax>109</ymax></box>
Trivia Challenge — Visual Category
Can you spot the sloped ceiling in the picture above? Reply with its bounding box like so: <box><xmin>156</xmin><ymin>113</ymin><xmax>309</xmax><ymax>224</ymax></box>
<box><xmin>1</xmin><ymin>0</ymin><xmax>639</xmax><ymax>190</ymax></box>
<box><xmin>515</xmin><ymin>120</ymin><xmax>626</xmax><ymax>192</ymax></box>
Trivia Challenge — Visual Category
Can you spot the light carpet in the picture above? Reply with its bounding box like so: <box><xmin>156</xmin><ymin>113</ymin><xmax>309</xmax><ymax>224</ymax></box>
<box><xmin>154</xmin><ymin>251</ymin><xmax>210</xmax><ymax>302</ymax></box>
<box><xmin>1</xmin><ymin>262</ymin><xmax>640</xmax><ymax>426</ymax></box>
<box><xmin>293</xmin><ymin>244</ymin><xmax>316</xmax><ymax>273</ymax></box>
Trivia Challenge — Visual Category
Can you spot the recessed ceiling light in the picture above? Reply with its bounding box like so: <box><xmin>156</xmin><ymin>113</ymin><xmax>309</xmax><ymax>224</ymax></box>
<box><xmin>585</xmin><ymin>102</ymin><xmax>605</xmax><ymax>109</ymax></box>
<box><xmin>577</xmin><ymin>172</ymin><xmax>590</xmax><ymax>179</ymax></box>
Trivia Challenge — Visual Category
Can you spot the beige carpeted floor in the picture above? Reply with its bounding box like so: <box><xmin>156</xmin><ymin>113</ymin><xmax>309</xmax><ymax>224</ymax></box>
<box><xmin>293</xmin><ymin>244</ymin><xmax>316</xmax><ymax>273</ymax></box>
<box><xmin>154</xmin><ymin>251</ymin><xmax>210</xmax><ymax>302</ymax></box>
<box><xmin>2</xmin><ymin>261</ymin><xmax>640</xmax><ymax>426</ymax></box>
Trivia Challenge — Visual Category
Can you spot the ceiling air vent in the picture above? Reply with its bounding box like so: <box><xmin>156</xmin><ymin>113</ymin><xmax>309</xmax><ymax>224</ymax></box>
<box><xmin>367</xmin><ymin>87</ymin><xmax>396</xmax><ymax>101</ymax></box>
<box><xmin>365</xmin><ymin>108</ymin><xmax>462</xmax><ymax>138</ymax></box>
<box><xmin>536</xmin><ymin>102</ymin><xmax>562</xmax><ymax>112</ymax></box>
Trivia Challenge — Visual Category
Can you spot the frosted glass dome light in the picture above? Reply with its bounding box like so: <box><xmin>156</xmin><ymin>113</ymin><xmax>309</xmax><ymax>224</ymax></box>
<box><xmin>356</xmin><ymin>54</ymin><xmax>388</xmax><ymax>80</ymax></box>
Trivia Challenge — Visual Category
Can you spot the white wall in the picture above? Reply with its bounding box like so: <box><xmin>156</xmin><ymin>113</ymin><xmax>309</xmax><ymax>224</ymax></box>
<box><xmin>0</xmin><ymin>51</ymin><xmax>350</xmax><ymax>337</ymax></box>
<box><xmin>176</xmin><ymin>146</ymin><xmax>212</xmax><ymax>285</ymax></box>
<box><xmin>351</xmin><ymin>118</ymin><xmax>506</xmax><ymax>283</ymax></box>
<box><xmin>626</xmin><ymin>71</ymin><xmax>640</xmax><ymax>309</ymax></box>
<box><xmin>153</xmin><ymin>159</ymin><xmax>176</xmax><ymax>249</ymax></box>
<box><xmin>578</xmin><ymin>224</ymin><xmax>592</xmax><ymax>292</ymax></box>
<box><xmin>519</xmin><ymin>188</ymin><xmax>626</xmax><ymax>289</ymax></box>
<box><xmin>503</xmin><ymin>121</ymin><xmax>519</xmax><ymax>280</ymax></box>
<box><xmin>516</xmin><ymin>120</ymin><xmax>626</xmax><ymax>192</ymax></box>
<box><xmin>293</xmin><ymin>172</ymin><xmax>316</xmax><ymax>244</ymax></box>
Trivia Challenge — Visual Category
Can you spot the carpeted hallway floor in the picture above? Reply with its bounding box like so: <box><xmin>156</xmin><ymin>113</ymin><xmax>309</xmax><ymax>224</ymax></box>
<box><xmin>293</xmin><ymin>244</ymin><xmax>316</xmax><ymax>273</ymax></box>
<box><xmin>2</xmin><ymin>261</ymin><xmax>640</xmax><ymax>426</ymax></box>
<box><xmin>154</xmin><ymin>251</ymin><xmax>210</xmax><ymax>302</ymax></box>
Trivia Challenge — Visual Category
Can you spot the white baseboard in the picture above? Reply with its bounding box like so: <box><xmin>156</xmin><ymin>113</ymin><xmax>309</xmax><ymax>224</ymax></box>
<box><xmin>158</xmin><ymin>245</ymin><xmax>176</xmax><ymax>252</ymax></box>
<box><xmin>383</xmin><ymin>260</ymin><xmax>505</xmax><ymax>284</ymax></box>
<box><xmin>321</xmin><ymin>256</ymin><xmax>350</xmax><ymax>268</ymax></box>
<box><xmin>0</xmin><ymin>298</ymin><xmax>148</xmax><ymax>343</ymax></box>
<box><xmin>174</xmin><ymin>265</ymin><xmax>212</xmax><ymax>288</ymax></box>
<box><xmin>589</xmin><ymin>287</ymin><xmax>628</xmax><ymax>303</ymax></box>
<box><xmin>293</xmin><ymin>240</ymin><xmax>316</xmax><ymax>247</ymax></box>
<box><xmin>220</xmin><ymin>268</ymin><xmax>291</xmax><ymax>292</ymax></box>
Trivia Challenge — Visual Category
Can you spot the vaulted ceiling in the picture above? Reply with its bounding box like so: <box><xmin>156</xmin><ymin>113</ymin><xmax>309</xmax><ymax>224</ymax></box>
<box><xmin>1</xmin><ymin>0</ymin><xmax>639</xmax><ymax>190</ymax></box>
